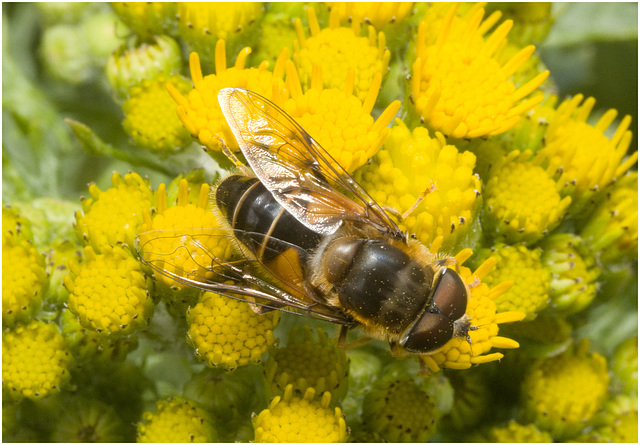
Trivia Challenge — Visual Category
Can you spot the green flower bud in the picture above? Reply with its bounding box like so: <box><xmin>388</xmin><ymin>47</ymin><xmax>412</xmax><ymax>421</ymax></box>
<box><xmin>362</xmin><ymin>378</ymin><xmax>439</xmax><ymax>442</ymax></box>
<box><xmin>540</xmin><ymin>233</ymin><xmax>600</xmax><ymax>314</ymax></box>
<box><xmin>106</xmin><ymin>36</ymin><xmax>183</xmax><ymax>99</ymax></box>
<box><xmin>40</xmin><ymin>24</ymin><xmax>93</xmax><ymax>84</ymax></box>
<box><xmin>51</xmin><ymin>396</ymin><xmax>127</xmax><ymax>443</ymax></box>
<box><xmin>264</xmin><ymin>326</ymin><xmax>349</xmax><ymax>404</ymax></box>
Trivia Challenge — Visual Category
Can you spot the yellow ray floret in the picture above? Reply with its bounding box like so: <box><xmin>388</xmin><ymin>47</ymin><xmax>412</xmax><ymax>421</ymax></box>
<box><xmin>137</xmin><ymin>179</ymin><xmax>236</xmax><ymax>289</ymax></box>
<box><xmin>282</xmin><ymin>62</ymin><xmax>400</xmax><ymax>173</ymax></box>
<box><xmin>253</xmin><ymin>385</ymin><xmax>347</xmax><ymax>443</ymax></box>
<box><xmin>418</xmin><ymin>250</ymin><xmax>525</xmax><ymax>374</ymax></box>
<box><xmin>411</xmin><ymin>4</ymin><xmax>548</xmax><ymax>139</ymax></box>
<box><xmin>167</xmin><ymin>44</ymin><xmax>289</xmax><ymax>152</ymax></box>
<box><xmin>540</xmin><ymin>94</ymin><xmax>637</xmax><ymax>213</ymax></box>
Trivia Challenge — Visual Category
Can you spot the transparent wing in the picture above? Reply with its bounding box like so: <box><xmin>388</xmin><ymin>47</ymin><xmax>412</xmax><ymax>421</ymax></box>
<box><xmin>135</xmin><ymin>228</ymin><xmax>355</xmax><ymax>325</ymax></box>
<box><xmin>218</xmin><ymin>87</ymin><xmax>402</xmax><ymax>237</ymax></box>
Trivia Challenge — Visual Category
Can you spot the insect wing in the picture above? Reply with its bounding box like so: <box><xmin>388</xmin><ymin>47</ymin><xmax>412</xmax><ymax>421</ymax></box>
<box><xmin>218</xmin><ymin>88</ymin><xmax>402</xmax><ymax>237</ymax></box>
<box><xmin>135</xmin><ymin>228</ymin><xmax>353</xmax><ymax>324</ymax></box>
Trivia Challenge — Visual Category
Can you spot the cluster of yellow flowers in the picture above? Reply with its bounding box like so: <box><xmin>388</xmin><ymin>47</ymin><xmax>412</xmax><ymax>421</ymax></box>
<box><xmin>3</xmin><ymin>2</ymin><xmax>637</xmax><ymax>443</ymax></box>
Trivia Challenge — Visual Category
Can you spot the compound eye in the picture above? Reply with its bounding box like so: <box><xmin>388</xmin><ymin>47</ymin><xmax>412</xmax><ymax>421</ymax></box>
<box><xmin>400</xmin><ymin>312</ymin><xmax>454</xmax><ymax>353</ymax></box>
<box><xmin>433</xmin><ymin>268</ymin><xmax>468</xmax><ymax>321</ymax></box>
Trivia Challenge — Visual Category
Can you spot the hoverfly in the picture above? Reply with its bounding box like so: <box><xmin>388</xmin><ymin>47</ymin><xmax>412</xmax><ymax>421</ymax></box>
<box><xmin>137</xmin><ymin>88</ymin><xmax>471</xmax><ymax>357</ymax></box>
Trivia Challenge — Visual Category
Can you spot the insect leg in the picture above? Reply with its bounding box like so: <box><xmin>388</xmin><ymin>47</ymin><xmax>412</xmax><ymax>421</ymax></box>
<box><xmin>343</xmin><ymin>336</ymin><xmax>374</xmax><ymax>350</ymax></box>
<box><xmin>401</xmin><ymin>180</ymin><xmax>437</xmax><ymax>220</ymax></box>
<box><xmin>380</xmin><ymin>181</ymin><xmax>437</xmax><ymax>222</ymax></box>
<box><xmin>216</xmin><ymin>135</ymin><xmax>253</xmax><ymax>175</ymax></box>
<box><xmin>337</xmin><ymin>325</ymin><xmax>350</xmax><ymax>348</ymax></box>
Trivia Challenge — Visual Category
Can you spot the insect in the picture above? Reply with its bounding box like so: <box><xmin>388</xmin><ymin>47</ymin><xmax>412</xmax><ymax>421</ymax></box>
<box><xmin>137</xmin><ymin>88</ymin><xmax>472</xmax><ymax>357</ymax></box>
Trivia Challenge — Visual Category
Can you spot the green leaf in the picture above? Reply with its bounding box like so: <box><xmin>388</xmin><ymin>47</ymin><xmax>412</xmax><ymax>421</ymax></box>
<box><xmin>544</xmin><ymin>3</ymin><xmax>638</xmax><ymax>47</ymax></box>
<box><xmin>65</xmin><ymin>119</ymin><xmax>173</xmax><ymax>176</ymax></box>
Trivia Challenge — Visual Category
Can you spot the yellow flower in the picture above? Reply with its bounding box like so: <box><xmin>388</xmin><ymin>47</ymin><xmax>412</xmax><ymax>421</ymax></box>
<box><xmin>111</xmin><ymin>2</ymin><xmax>177</xmax><ymax>41</ymax></box>
<box><xmin>106</xmin><ymin>35</ymin><xmax>183</xmax><ymax>99</ymax></box>
<box><xmin>483</xmin><ymin>150</ymin><xmax>571</xmax><ymax>244</ymax></box>
<box><xmin>521</xmin><ymin>339</ymin><xmax>610</xmax><ymax>440</ymax></box>
<box><xmin>122</xmin><ymin>75</ymin><xmax>193</xmax><ymax>155</ymax></box>
<box><xmin>186</xmin><ymin>290</ymin><xmax>279</xmax><ymax>370</ymax></box>
<box><xmin>64</xmin><ymin>244</ymin><xmax>153</xmax><ymax>335</ymax></box>
<box><xmin>136</xmin><ymin>179</ymin><xmax>236</xmax><ymax>291</ymax></box>
<box><xmin>354</xmin><ymin>119</ymin><xmax>481</xmax><ymax>250</ymax></box>
<box><xmin>167</xmin><ymin>45</ymin><xmax>289</xmax><ymax>152</ymax></box>
<box><xmin>2</xmin><ymin>240</ymin><xmax>47</xmax><ymax>327</ymax></box>
<box><xmin>411</xmin><ymin>4</ymin><xmax>549</xmax><ymax>138</ymax></box>
<box><xmin>541</xmin><ymin>94</ymin><xmax>638</xmax><ymax>214</ymax></box>
<box><xmin>483</xmin><ymin>420</ymin><xmax>553</xmax><ymax>443</ymax></box>
<box><xmin>137</xmin><ymin>397</ymin><xmax>218</xmax><ymax>443</ymax></box>
<box><xmin>2</xmin><ymin>320</ymin><xmax>71</xmax><ymax>400</ymax></box>
<box><xmin>580</xmin><ymin>171</ymin><xmax>638</xmax><ymax>264</ymax></box>
<box><xmin>475</xmin><ymin>244</ymin><xmax>550</xmax><ymax>320</ymax></box>
<box><xmin>264</xmin><ymin>326</ymin><xmax>349</xmax><ymax>403</ymax></box>
<box><xmin>326</xmin><ymin>2</ymin><xmax>415</xmax><ymax>31</ymax></box>
<box><xmin>293</xmin><ymin>6</ymin><xmax>390</xmax><ymax>102</ymax></box>
<box><xmin>540</xmin><ymin>233</ymin><xmax>600</xmax><ymax>314</ymax></box>
<box><xmin>282</xmin><ymin>62</ymin><xmax>400</xmax><ymax>173</ymax></box>
<box><xmin>253</xmin><ymin>385</ymin><xmax>347</xmax><ymax>443</ymax></box>
<box><xmin>416</xmin><ymin>247</ymin><xmax>526</xmax><ymax>373</ymax></box>
<box><xmin>74</xmin><ymin>171</ymin><xmax>154</xmax><ymax>253</ymax></box>
<box><xmin>176</xmin><ymin>2</ymin><xmax>264</xmax><ymax>68</ymax></box>
<box><xmin>362</xmin><ymin>378</ymin><xmax>439</xmax><ymax>442</ymax></box>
